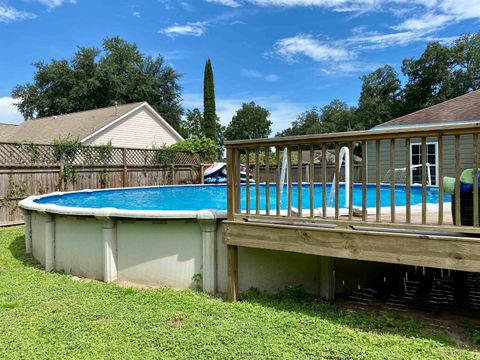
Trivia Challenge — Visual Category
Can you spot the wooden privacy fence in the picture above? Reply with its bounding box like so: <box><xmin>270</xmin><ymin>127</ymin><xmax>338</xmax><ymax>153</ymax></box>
<box><xmin>0</xmin><ymin>142</ymin><xmax>207</xmax><ymax>226</ymax></box>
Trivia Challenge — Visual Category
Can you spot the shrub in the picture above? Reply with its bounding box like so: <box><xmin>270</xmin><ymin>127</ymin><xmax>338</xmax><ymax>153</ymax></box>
<box><xmin>170</xmin><ymin>137</ymin><xmax>216</xmax><ymax>162</ymax></box>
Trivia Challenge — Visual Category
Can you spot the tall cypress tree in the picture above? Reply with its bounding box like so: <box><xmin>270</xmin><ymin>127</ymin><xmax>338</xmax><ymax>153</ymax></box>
<box><xmin>202</xmin><ymin>59</ymin><xmax>217</xmax><ymax>141</ymax></box>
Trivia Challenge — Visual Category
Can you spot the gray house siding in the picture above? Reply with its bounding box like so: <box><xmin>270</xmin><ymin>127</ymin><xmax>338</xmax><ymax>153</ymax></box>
<box><xmin>366</xmin><ymin>135</ymin><xmax>474</xmax><ymax>184</ymax></box>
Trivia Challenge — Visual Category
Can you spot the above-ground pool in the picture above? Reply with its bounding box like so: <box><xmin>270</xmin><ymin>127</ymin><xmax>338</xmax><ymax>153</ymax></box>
<box><xmin>18</xmin><ymin>183</ymin><xmax>447</xmax><ymax>298</ymax></box>
<box><xmin>32</xmin><ymin>183</ymin><xmax>447</xmax><ymax>212</ymax></box>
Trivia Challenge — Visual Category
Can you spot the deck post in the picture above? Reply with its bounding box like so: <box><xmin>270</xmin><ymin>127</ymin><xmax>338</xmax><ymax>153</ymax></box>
<box><xmin>22</xmin><ymin>209</ymin><xmax>32</xmax><ymax>254</ymax></box>
<box><xmin>227</xmin><ymin>244</ymin><xmax>239</xmax><ymax>302</ymax></box>
<box><xmin>197</xmin><ymin>210</ymin><xmax>217</xmax><ymax>294</ymax></box>
<box><xmin>319</xmin><ymin>256</ymin><xmax>335</xmax><ymax>301</ymax></box>
<box><xmin>101</xmin><ymin>218</ymin><xmax>117</xmax><ymax>283</ymax></box>
<box><xmin>44</xmin><ymin>213</ymin><xmax>55</xmax><ymax>272</ymax></box>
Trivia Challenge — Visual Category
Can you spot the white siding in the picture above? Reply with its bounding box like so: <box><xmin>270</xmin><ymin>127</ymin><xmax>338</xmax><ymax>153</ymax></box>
<box><xmin>85</xmin><ymin>108</ymin><xmax>180</xmax><ymax>148</ymax></box>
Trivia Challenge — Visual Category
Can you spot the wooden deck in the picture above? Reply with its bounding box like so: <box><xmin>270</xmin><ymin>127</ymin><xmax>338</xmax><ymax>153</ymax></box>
<box><xmin>223</xmin><ymin>123</ymin><xmax>480</xmax><ymax>301</ymax></box>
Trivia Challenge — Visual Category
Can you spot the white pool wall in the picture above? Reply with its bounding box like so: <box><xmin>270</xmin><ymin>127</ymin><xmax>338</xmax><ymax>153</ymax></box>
<box><xmin>21</xmin><ymin>192</ymin><xmax>334</xmax><ymax>296</ymax></box>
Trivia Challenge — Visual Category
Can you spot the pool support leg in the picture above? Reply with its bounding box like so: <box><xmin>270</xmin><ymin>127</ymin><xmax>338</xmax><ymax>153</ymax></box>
<box><xmin>102</xmin><ymin>218</ymin><xmax>117</xmax><ymax>283</ymax></box>
<box><xmin>197</xmin><ymin>211</ymin><xmax>218</xmax><ymax>294</ymax></box>
<box><xmin>22</xmin><ymin>209</ymin><xmax>32</xmax><ymax>255</ymax></box>
<box><xmin>44</xmin><ymin>214</ymin><xmax>55</xmax><ymax>272</ymax></box>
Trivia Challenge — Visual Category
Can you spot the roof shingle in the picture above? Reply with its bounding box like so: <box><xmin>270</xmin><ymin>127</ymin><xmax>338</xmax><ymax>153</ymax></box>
<box><xmin>376</xmin><ymin>89</ymin><xmax>480</xmax><ymax>128</ymax></box>
<box><xmin>2</xmin><ymin>102</ymin><xmax>144</xmax><ymax>144</ymax></box>
<box><xmin>0</xmin><ymin>123</ymin><xmax>20</xmax><ymax>142</ymax></box>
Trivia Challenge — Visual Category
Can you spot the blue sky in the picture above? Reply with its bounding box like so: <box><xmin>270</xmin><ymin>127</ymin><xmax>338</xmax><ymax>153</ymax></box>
<box><xmin>0</xmin><ymin>0</ymin><xmax>478</xmax><ymax>133</ymax></box>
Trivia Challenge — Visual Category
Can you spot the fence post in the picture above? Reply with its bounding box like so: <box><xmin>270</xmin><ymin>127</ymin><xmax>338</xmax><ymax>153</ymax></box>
<box><xmin>171</xmin><ymin>164</ymin><xmax>176</xmax><ymax>185</ymax></box>
<box><xmin>200</xmin><ymin>164</ymin><xmax>205</xmax><ymax>184</ymax></box>
<box><xmin>58</xmin><ymin>158</ymin><xmax>64</xmax><ymax>191</ymax></box>
<box><xmin>122</xmin><ymin>148</ymin><xmax>128</xmax><ymax>187</ymax></box>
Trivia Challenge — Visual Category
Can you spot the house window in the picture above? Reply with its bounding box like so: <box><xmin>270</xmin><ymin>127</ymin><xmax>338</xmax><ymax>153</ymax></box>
<box><xmin>410</xmin><ymin>142</ymin><xmax>438</xmax><ymax>186</ymax></box>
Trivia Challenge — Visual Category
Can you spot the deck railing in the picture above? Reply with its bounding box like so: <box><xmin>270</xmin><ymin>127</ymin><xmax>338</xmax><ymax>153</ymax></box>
<box><xmin>225</xmin><ymin>122</ymin><xmax>480</xmax><ymax>235</ymax></box>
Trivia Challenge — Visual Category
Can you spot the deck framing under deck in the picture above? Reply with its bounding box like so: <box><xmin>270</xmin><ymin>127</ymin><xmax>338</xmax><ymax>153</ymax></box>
<box><xmin>223</xmin><ymin>220</ymin><xmax>480</xmax><ymax>301</ymax></box>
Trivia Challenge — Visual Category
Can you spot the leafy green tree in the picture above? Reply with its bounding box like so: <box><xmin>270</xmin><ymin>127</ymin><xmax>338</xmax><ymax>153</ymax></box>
<box><xmin>451</xmin><ymin>33</ymin><xmax>480</xmax><ymax>94</ymax></box>
<box><xmin>277</xmin><ymin>100</ymin><xmax>355</xmax><ymax>136</ymax></box>
<box><xmin>182</xmin><ymin>108</ymin><xmax>204</xmax><ymax>138</ymax></box>
<box><xmin>202</xmin><ymin>59</ymin><xmax>218</xmax><ymax>140</ymax></box>
<box><xmin>12</xmin><ymin>37</ymin><xmax>184</xmax><ymax>130</ymax></box>
<box><xmin>356</xmin><ymin>65</ymin><xmax>401</xmax><ymax>129</ymax></box>
<box><xmin>401</xmin><ymin>42</ymin><xmax>453</xmax><ymax>113</ymax></box>
<box><xmin>224</xmin><ymin>102</ymin><xmax>272</xmax><ymax>140</ymax></box>
<box><xmin>322</xmin><ymin>100</ymin><xmax>356</xmax><ymax>132</ymax></box>
<box><xmin>276</xmin><ymin>108</ymin><xmax>322</xmax><ymax>137</ymax></box>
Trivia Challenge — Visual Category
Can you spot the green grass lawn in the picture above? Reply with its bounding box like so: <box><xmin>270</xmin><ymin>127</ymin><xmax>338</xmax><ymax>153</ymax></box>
<box><xmin>0</xmin><ymin>226</ymin><xmax>479</xmax><ymax>359</ymax></box>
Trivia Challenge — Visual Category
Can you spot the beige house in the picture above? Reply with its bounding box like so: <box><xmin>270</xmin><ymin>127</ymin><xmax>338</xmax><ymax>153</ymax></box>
<box><xmin>366</xmin><ymin>90</ymin><xmax>480</xmax><ymax>185</ymax></box>
<box><xmin>0</xmin><ymin>102</ymin><xmax>183</xmax><ymax>148</ymax></box>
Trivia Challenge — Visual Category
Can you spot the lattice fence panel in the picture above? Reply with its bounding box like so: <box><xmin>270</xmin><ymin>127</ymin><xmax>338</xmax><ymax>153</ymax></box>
<box><xmin>0</xmin><ymin>142</ymin><xmax>204</xmax><ymax>167</ymax></box>
<box><xmin>0</xmin><ymin>143</ymin><xmax>57</xmax><ymax>167</ymax></box>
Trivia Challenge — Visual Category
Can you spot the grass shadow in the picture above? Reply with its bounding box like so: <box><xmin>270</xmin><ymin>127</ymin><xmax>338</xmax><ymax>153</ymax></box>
<box><xmin>235</xmin><ymin>287</ymin><xmax>480</xmax><ymax>353</ymax></box>
<box><xmin>8</xmin><ymin>234</ymin><xmax>43</xmax><ymax>270</ymax></box>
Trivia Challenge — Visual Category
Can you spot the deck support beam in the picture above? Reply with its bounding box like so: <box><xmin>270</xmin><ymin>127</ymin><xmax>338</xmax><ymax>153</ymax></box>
<box><xmin>319</xmin><ymin>256</ymin><xmax>335</xmax><ymax>301</ymax></box>
<box><xmin>227</xmin><ymin>245</ymin><xmax>239</xmax><ymax>302</ymax></box>
<box><xmin>223</xmin><ymin>221</ymin><xmax>480</xmax><ymax>273</ymax></box>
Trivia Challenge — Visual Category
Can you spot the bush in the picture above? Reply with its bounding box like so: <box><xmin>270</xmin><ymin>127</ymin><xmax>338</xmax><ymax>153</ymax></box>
<box><xmin>170</xmin><ymin>137</ymin><xmax>216</xmax><ymax>162</ymax></box>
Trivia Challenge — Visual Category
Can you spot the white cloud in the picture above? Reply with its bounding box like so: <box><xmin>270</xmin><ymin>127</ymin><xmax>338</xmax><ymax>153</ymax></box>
<box><xmin>319</xmin><ymin>61</ymin><xmax>381</xmax><ymax>75</ymax></box>
<box><xmin>0</xmin><ymin>4</ymin><xmax>36</xmax><ymax>22</ymax></box>
<box><xmin>159</xmin><ymin>22</ymin><xmax>208</xmax><ymax>37</ymax></box>
<box><xmin>438</xmin><ymin>0</ymin><xmax>480</xmax><ymax>20</ymax></box>
<box><xmin>273</xmin><ymin>34</ymin><xmax>352</xmax><ymax>63</ymax></box>
<box><xmin>207</xmin><ymin>0</ymin><xmax>380</xmax><ymax>11</ymax></box>
<box><xmin>132</xmin><ymin>11</ymin><xmax>140</xmax><ymax>17</ymax></box>
<box><xmin>205</xmin><ymin>0</ymin><xmax>242</xmax><ymax>7</ymax></box>
<box><xmin>394</xmin><ymin>12</ymin><xmax>453</xmax><ymax>31</ymax></box>
<box><xmin>35</xmin><ymin>0</ymin><xmax>76</xmax><ymax>9</ymax></box>
<box><xmin>206</xmin><ymin>0</ymin><xmax>480</xmax><ymax>24</ymax></box>
<box><xmin>183</xmin><ymin>93</ymin><xmax>307</xmax><ymax>133</ymax></box>
<box><xmin>0</xmin><ymin>97</ymin><xmax>23</xmax><ymax>124</ymax></box>
<box><xmin>242</xmin><ymin>69</ymin><xmax>280</xmax><ymax>82</ymax></box>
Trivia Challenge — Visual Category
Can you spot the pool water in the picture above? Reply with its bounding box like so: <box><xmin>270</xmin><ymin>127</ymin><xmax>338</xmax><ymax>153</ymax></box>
<box><xmin>34</xmin><ymin>183</ymin><xmax>449</xmax><ymax>211</ymax></box>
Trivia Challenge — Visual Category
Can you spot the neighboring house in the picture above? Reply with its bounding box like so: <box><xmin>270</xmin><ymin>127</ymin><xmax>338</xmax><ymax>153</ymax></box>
<box><xmin>0</xmin><ymin>123</ymin><xmax>19</xmax><ymax>142</ymax></box>
<box><xmin>0</xmin><ymin>102</ymin><xmax>183</xmax><ymax>148</ymax></box>
<box><xmin>366</xmin><ymin>89</ymin><xmax>480</xmax><ymax>185</ymax></box>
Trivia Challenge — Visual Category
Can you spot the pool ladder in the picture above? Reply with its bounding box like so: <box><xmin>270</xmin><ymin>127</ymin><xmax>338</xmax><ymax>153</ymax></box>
<box><xmin>328</xmin><ymin>146</ymin><xmax>350</xmax><ymax>209</ymax></box>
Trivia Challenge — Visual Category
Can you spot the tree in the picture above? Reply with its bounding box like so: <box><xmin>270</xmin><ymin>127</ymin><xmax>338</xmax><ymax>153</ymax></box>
<box><xmin>451</xmin><ymin>33</ymin><xmax>480</xmax><ymax>94</ymax></box>
<box><xmin>356</xmin><ymin>65</ymin><xmax>401</xmax><ymax>129</ymax></box>
<box><xmin>224</xmin><ymin>102</ymin><xmax>272</xmax><ymax>140</ymax></box>
<box><xmin>401</xmin><ymin>42</ymin><xmax>453</xmax><ymax>114</ymax></box>
<box><xmin>12</xmin><ymin>37</ymin><xmax>184</xmax><ymax>130</ymax></box>
<box><xmin>276</xmin><ymin>108</ymin><xmax>322</xmax><ymax>137</ymax></box>
<box><xmin>277</xmin><ymin>100</ymin><xmax>355</xmax><ymax>137</ymax></box>
<box><xmin>321</xmin><ymin>100</ymin><xmax>356</xmax><ymax>132</ymax></box>
<box><xmin>182</xmin><ymin>108</ymin><xmax>204</xmax><ymax>138</ymax></box>
<box><xmin>202</xmin><ymin>59</ymin><xmax>217</xmax><ymax>140</ymax></box>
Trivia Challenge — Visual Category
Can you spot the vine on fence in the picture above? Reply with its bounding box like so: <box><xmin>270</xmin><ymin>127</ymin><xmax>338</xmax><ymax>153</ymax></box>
<box><xmin>97</xmin><ymin>141</ymin><xmax>113</xmax><ymax>188</ymax></box>
<box><xmin>19</xmin><ymin>142</ymin><xmax>41</xmax><ymax>165</ymax></box>
<box><xmin>0</xmin><ymin>175</ymin><xmax>27</xmax><ymax>214</ymax></box>
<box><xmin>52</xmin><ymin>138</ymin><xmax>83</xmax><ymax>186</ymax></box>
